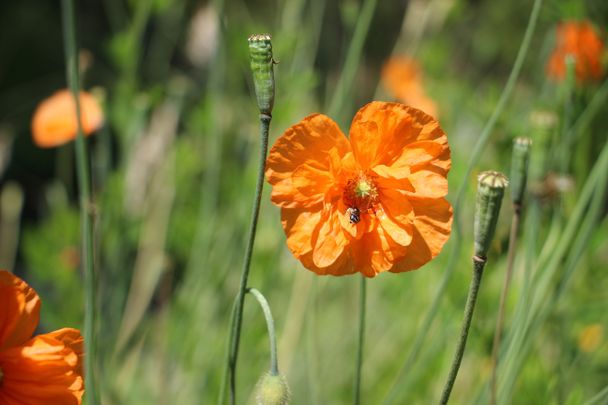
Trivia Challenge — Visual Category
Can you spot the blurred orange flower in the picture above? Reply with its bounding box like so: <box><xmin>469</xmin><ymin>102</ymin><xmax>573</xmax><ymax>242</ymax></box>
<box><xmin>31</xmin><ymin>89</ymin><xmax>103</xmax><ymax>148</ymax></box>
<box><xmin>547</xmin><ymin>21</ymin><xmax>605</xmax><ymax>82</ymax></box>
<box><xmin>381</xmin><ymin>56</ymin><xmax>438</xmax><ymax>117</ymax></box>
<box><xmin>266</xmin><ymin>102</ymin><xmax>452</xmax><ymax>277</ymax></box>
<box><xmin>0</xmin><ymin>270</ymin><xmax>84</xmax><ymax>404</ymax></box>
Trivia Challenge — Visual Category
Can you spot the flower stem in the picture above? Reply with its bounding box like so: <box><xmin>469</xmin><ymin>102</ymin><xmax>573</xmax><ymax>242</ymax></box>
<box><xmin>381</xmin><ymin>1</ymin><xmax>542</xmax><ymax>402</ymax></box>
<box><xmin>218</xmin><ymin>297</ymin><xmax>239</xmax><ymax>405</ymax></box>
<box><xmin>60</xmin><ymin>0</ymin><xmax>97</xmax><ymax>403</ymax></box>
<box><xmin>490</xmin><ymin>203</ymin><xmax>522</xmax><ymax>405</ymax></box>
<box><xmin>227</xmin><ymin>114</ymin><xmax>271</xmax><ymax>405</ymax></box>
<box><xmin>439</xmin><ymin>257</ymin><xmax>486</xmax><ymax>405</ymax></box>
<box><xmin>327</xmin><ymin>0</ymin><xmax>378</xmax><ymax>122</ymax></box>
<box><xmin>353</xmin><ymin>275</ymin><xmax>367</xmax><ymax>405</ymax></box>
<box><xmin>247</xmin><ymin>288</ymin><xmax>279</xmax><ymax>375</ymax></box>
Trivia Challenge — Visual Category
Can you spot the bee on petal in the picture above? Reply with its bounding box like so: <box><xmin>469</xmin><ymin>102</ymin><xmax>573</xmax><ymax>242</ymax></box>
<box><xmin>347</xmin><ymin>207</ymin><xmax>361</xmax><ymax>224</ymax></box>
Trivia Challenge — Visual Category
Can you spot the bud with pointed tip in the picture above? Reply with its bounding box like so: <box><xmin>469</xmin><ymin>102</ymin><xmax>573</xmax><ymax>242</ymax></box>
<box><xmin>510</xmin><ymin>137</ymin><xmax>531</xmax><ymax>207</ymax></box>
<box><xmin>255</xmin><ymin>372</ymin><xmax>291</xmax><ymax>405</ymax></box>
<box><xmin>474</xmin><ymin>171</ymin><xmax>508</xmax><ymax>259</ymax></box>
<box><xmin>248</xmin><ymin>34</ymin><xmax>275</xmax><ymax>116</ymax></box>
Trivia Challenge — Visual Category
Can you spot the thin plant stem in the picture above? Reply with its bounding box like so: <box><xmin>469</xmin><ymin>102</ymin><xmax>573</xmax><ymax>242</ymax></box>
<box><xmin>497</xmin><ymin>139</ymin><xmax>608</xmax><ymax>402</ymax></box>
<box><xmin>439</xmin><ymin>258</ymin><xmax>486</xmax><ymax>405</ymax></box>
<box><xmin>218</xmin><ymin>297</ymin><xmax>239</xmax><ymax>405</ymax></box>
<box><xmin>327</xmin><ymin>0</ymin><xmax>378</xmax><ymax>121</ymax></box>
<box><xmin>60</xmin><ymin>0</ymin><xmax>97</xmax><ymax>403</ymax></box>
<box><xmin>583</xmin><ymin>385</ymin><xmax>608</xmax><ymax>405</ymax></box>
<box><xmin>490</xmin><ymin>203</ymin><xmax>522</xmax><ymax>405</ymax></box>
<box><xmin>382</xmin><ymin>1</ymin><xmax>542</xmax><ymax>402</ymax></box>
<box><xmin>227</xmin><ymin>114</ymin><xmax>271</xmax><ymax>405</ymax></box>
<box><xmin>353</xmin><ymin>276</ymin><xmax>367</xmax><ymax>405</ymax></box>
<box><xmin>247</xmin><ymin>288</ymin><xmax>279</xmax><ymax>375</ymax></box>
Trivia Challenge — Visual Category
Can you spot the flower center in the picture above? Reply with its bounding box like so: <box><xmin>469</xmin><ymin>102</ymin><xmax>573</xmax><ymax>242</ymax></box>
<box><xmin>343</xmin><ymin>171</ymin><xmax>379</xmax><ymax>212</ymax></box>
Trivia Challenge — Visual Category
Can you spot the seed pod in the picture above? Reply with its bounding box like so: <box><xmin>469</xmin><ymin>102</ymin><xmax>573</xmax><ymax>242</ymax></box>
<box><xmin>248</xmin><ymin>34</ymin><xmax>275</xmax><ymax>116</ymax></box>
<box><xmin>255</xmin><ymin>372</ymin><xmax>291</xmax><ymax>405</ymax></box>
<box><xmin>510</xmin><ymin>137</ymin><xmax>532</xmax><ymax>206</ymax></box>
<box><xmin>474</xmin><ymin>171</ymin><xmax>508</xmax><ymax>259</ymax></box>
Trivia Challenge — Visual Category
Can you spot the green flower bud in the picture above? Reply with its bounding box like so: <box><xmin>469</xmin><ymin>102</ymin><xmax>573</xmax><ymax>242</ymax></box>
<box><xmin>248</xmin><ymin>34</ymin><xmax>275</xmax><ymax>116</ymax></box>
<box><xmin>474</xmin><ymin>171</ymin><xmax>508</xmax><ymax>259</ymax></box>
<box><xmin>255</xmin><ymin>372</ymin><xmax>291</xmax><ymax>405</ymax></box>
<box><xmin>528</xmin><ymin>110</ymin><xmax>556</xmax><ymax>182</ymax></box>
<box><xmin>510</xmin><ymin>137</ymin><xmax>532</xmax><ymax>206</ymax></box>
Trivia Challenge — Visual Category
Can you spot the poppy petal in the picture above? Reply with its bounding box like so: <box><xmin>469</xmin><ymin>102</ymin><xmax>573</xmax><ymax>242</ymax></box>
<box><xmin>392</xmin><ymin>140</ymin><xmax>446</xmax><ymax>170</ymax></box>
<box><xmin>0</xmin><ymin>333</ymin><xmax>84</xmax><ymax>405</ymax></box>
<box><xmin>280</xmin><ymin>208</ymin><xmax>323</xmax><ymax>258</ymax></box>
<box><xmin>0</xmin><ymin>271</ymin><xmax>40</xmax><ymax>351</ymax></box>
<box><xmin>312</xmin><ymin>208</ymin><xmax>349</xmax><ymax>269</ymax></box>
<box><xmin>391</xmin><ymin>197</ymin><xmax>453</xmax><ymax>272</ymax></box>
<box><xmin>349</xmin><ymin>102</ymin><xmax>445</xmax><ymax>170</ymax></box>
<box><xmin>351</xmin><ymin>224</ymin><xmax>407</xmax><ymax>277</ymax></box>
<box><xmin>31</xmin><ymin>90</ymin><xmax>103</xmax><ymax>148</ymax></box>
<box><xmin>407</xmin><ymin>166</ymin><xmax>449</xmax><ymax>198</ymax></box>
<box><xmin>266</xmin><ymin>113</ymin><xmax>351</xmax><ymax>209</ymax></box>
<box><xmin>376</xmin><ymin>188</ymin><xmax>414</xmax><ymax>247</ymax></box>
<box><xmin>44</xmin><ymin>328</ymin><xmax>84</xmax><ymax>375</ymax></box>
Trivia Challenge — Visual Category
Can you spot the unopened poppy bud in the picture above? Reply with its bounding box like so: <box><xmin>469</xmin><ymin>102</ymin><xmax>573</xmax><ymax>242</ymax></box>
<box><xmin>255</xmin><ymin>372</ymin><xmax>291</xmax><ymax>405</ymax></box>
<box><xmin>510</xmin><ymin>137</ymin><xmax>532</xmax><ymax>207</ymax></box>
<box><xmin>248</xmin><ymin>34</ymin><xmax>275</xmax><ymax>116</ymax></box>
<box><xmin>474</xmin><ymin>171</ymin><xmax>508</xmax><ymax>259</ymax></box>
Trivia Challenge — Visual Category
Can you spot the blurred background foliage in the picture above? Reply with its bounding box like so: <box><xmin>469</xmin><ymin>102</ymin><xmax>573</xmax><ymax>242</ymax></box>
<box><xmin>0</xmin><ymin>0</ymin><xmax>607</xmax><ymax>403</ymax></box>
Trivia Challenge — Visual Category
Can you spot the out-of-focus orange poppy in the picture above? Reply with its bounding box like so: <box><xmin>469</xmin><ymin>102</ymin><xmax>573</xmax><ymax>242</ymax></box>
<box><xmin>31</xmin><ymin>90</ymin><xmax>103</xmax><ymax>148</ymax></box>
<box><xmin>381</xmin><ymin>56</ymin><xmax>438</xmax><ymax>117</ymax></box>
<box><xmin>266</xmin><ymin>102</ymin><xmax>452</xmax><ymax>277</ymax></box>
<box><xmin>547</xmin><ymin>21</ymin><xmax>605</xmax><ymax>82</ymax></box>
<box><xmin>0</xmin><ymin>270</ymin><xmax>84</xmax><ymax>404</ymax></box>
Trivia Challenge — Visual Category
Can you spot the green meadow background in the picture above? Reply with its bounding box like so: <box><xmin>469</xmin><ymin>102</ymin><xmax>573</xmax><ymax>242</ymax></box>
<box><xmin>0</xmin><ymin>0</ymin><xmax>607</xmax><ymax>403</ymax></box>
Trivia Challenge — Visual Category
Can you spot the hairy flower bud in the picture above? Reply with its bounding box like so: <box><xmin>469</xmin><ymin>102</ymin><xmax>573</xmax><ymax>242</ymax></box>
<box><xmin>255</xmin><ymin>372</ymin><xmax>291</xmax><ymax>405</ymax></box>
<box><xmin>474</xmin><ymin>171</ymin><xmax>508</xmax><ymax>259</ymax></box>
<box><xmin>510</xmin><ymin>137</ymin><xmax>532</xmax><ymax>206</ymax></box>
<box><xmin>248</xmin><ymin>34</ymin><xmax>275</xmax><ymax>116</ymax></box>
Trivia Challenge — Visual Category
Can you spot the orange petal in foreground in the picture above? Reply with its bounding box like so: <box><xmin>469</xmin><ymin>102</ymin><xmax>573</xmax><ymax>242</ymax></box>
<box><xmin>0</xmin><ymin>270</ymin><xmax>84</xmax><ymax>404</ymax></box>
<box><xmin>31</xmin><ymin>89</ymin><xmax>104</xmax><ymax>148</ymax></box>
<box><xmin>546</xmin><ymin>20</ymin><xmax>605</xmax><ymax>83</ymax></box>
<box><xmin>266</xmin><ymin>101</ymin><xmax>453</xmax><ymax>277</ymax></box>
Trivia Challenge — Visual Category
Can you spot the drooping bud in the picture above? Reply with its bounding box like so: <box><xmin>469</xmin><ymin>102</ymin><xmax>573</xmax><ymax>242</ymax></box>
<box><xmin>255</xmin><ymin>372</ymin><xmax>291</xmax><ymax>405</ymax></box>
<box><xmin>474</xmin><ymin>171</ymin><xmax>508</xmax><ymax>259</ymax></box>
<box><xmin>248</xmin><ymin>34</ymin><xmax>275</xmax><ymax>116</ymax></box>
<box><xmin>510</xmin><ymin>137</ymin><xmax>532</xmax><ymax>207</ymax></box>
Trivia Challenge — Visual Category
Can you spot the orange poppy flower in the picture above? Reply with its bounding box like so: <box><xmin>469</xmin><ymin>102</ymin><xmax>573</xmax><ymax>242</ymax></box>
<box><xmin>0</xmin><ymin>270</ymin><xmax>84</xmax><ymax>404</ymax></box>
<box><xmin>266</xmin><ymin>102</ymin><xmax>452</xmax><ymax>277</ymax></box>
<box><xmin>381</xmin><ymin>56</ymin><xmax>438</xmax><ymax>117</ymax></box>
<box><xmin>31</xmin><ymin>89</ymin><xmax>104</xmax><ymax>148</ymax></box>
<box><xmin>547</xmin><ymin>21</ymin><xmax>604</xmax><ymax>82</ymax></box>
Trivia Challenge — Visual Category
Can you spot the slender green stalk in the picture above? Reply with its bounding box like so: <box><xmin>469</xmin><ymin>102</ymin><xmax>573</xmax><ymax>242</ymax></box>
<box><xmin>327</xmin><ymin>0</ymin><xmax>378</xmax><ymax>121</ymax></box>
<box><xmin>497</xmin><ymin>139</ymin><xmax>608</xmax><ymax>402</ymax></box>
<box><xmin>568</xmin><ymin>78</ymin><xmax>608</xmax><ymax>143</ymax></box>
<box><xmin>353</xmin><ymin>276</ymin><xmax>366</xmax><ymax>405</ymax></box>
<box><xmin>218</xmin><ymin>297</ymin><xmax>239</xmax><ymax>405</ymax></box>
<box><xmin>490</xmin><ymin>204</ymin><xmax>521</xmax><ymax>405</ymax></box>
<box><xmin>439</xmin><ymin>258</ymin><xmax>486</xmax><ymax>405</ymax></box>
<box><xmin>247</xmin><ymin>288</ymin><xmax>279</xmax><ymax>375</ymax></box>
<box><xmin>382</xmin><ymin>1</ymin><xmax>542</xmax><ymax>402</ymax></box>
<box><xmin>227</xmin><ymin>115</ymin><xmax>271</xmax><ymax>405</ymax></box>
<box><xmin>583</xmin><ymin>385</ymin><xmax>608</xmax><ymax>405</ymax></box>
<box><xmin>60</xmin><ymin>0</ymin><xmax>97</xmax><ymax>403</ymax></box>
